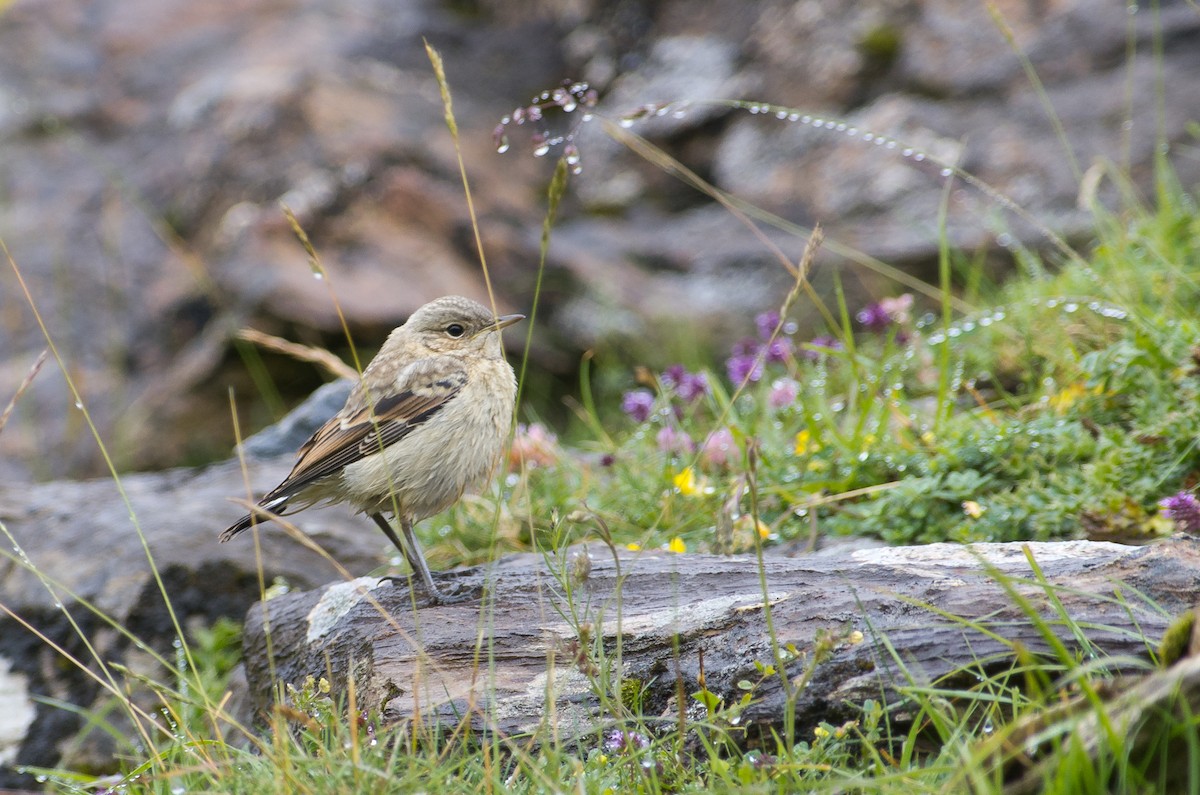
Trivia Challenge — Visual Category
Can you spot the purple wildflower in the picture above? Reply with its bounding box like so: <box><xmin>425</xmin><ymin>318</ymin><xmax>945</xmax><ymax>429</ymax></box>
<box><xmin>726</xmin><ymin>354</ymin><xmax>764</xmax><ymax>385</ymax></box>
<box><xmin>857</xmin><ymin>293</ymin><xmax>914</xmax><ymax>330</ymax></box>
<box><xmin>856</xmin><ymin>302</ymin><xmax>891</xmax><ymax>330</ymax></box>
<box><xmin>660</xmin><ymin>364</ymin><xmax>687</xmax><ymax>389</ymax></box>
<box><xmin>763</xmin><ymin>337</ymin><xmax>794</xmax><ymax>364</ymax></box>
<box><xmin>726</xmin><ymin>337</ymin><xmax>765</xmax><ymax>384</ymax></box>
<box><xmin>768</xmin><ymin>378</ymin><xmax>799</xmax><ymax>409</ymax></box>
<box><xmin>656</xmin><ymin>426</ymin><xmax>695</xmax><ymax>455</ymax></box>
<box><xmin>730</xmin><ymin>337</ymin><xmax>760</xmax><ymax>358</ymax></box>
<box><xmin>755</xmin><ymin>311</ymin><xmax>781</xmax><ymax>341</ymax></box>
<box><xmin>1160</xmin><ymin>491</ymin><xmax>1200</xmax><ymax>534</ymax></box>
<box><xmin>661</xmin><ymin>365</ymin><xmax>710</xmax><ymax>402</ymax></box>
<box><xmin>800</xmin><ymin>335</ymin><xmax>843</xmax><ymax>361</ymax></box>
<box><xmin>677</xmin><ymin>372</ymin><xmax>709</xmax><ymax>401</ymax></box>
<box><xmin>621</xmin><ymin>390</ymin><xmax>655</xmax><ymax>423</ymax></box>
<box><xmin>604</xmin><ymin>729</ymin><xmax>651</xmax><ymax>754</ymax></box>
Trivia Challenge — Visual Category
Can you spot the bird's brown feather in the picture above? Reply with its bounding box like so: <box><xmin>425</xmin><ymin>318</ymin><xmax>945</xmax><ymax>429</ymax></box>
<box><xmin>218</xmin><ymin>365</ymin><xmax>466</xmax><ymax>541</ymax></box>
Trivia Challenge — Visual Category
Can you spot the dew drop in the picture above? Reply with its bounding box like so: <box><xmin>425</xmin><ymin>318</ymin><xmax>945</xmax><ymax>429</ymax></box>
<box><xmin>619</xmin><ymin>118</ymin><xmax>636</xmax><ymax>128</ymax></box>
<box><xmin>776</xmin><ymin>110</ymin><xmax>789</xmax><ymax>120</ymax></box>
<box><xmin>496</xmin><ymin>141</ymin><xmax>510</xmax><ymax>154</ymax></box>
<box><xmin>913</xmin><ymin>153</ymin><xmax>926</xmax><ymax>161</ymax></box>
<box><xmin>787</xmin><ymin>113</ymin><xmax>800</xmax><ymax>121</ymax></box>
<box><xmin>1064</xmin><ymin>302</ymin><xmax>1079</xmax><ymax>313</ymax></box>
<box><xmin>862</xmin><ymin>132</ymin><xmax>874</xmax><ymax>142</ymax></box>
<box><xmin>940</xmin><ymin>167</ymin><xmax>954</xmax><ymax>177</ymax></box>
<box><xmin>801</xmin><ymin>115</ymin><xmax>812</xmax><ymax>124</ymax></box>
<box><xmin>533</xmin><ymin>143</ymin><xmax>551</xmax><ymax>157</ymax></box>
<box><xmin>74</xmin><ymin>400</ymin><xmax>83</xmax><ymax>409</ymax></box>
<box><xmin>902</xmin><ymin>148</ymin><xmax>914</xmax><ymax>157</ymax></box>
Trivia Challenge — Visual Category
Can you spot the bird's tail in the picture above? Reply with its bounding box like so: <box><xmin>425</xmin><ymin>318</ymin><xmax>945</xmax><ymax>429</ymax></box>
<box><xmin>218</xmin><ymin>495</ymin><xmax>290</xmax><ymax>542</ymax></box>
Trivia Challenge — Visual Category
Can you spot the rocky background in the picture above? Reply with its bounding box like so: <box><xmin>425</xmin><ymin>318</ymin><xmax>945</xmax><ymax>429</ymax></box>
<box><xmin>1</xmin><ymin>0</ymin><xmax>1198</xmax><ymax>478</ymax></box>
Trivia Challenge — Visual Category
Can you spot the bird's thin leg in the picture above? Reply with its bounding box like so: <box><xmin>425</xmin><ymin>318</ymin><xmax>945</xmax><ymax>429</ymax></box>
<box><xmin>370</xmin><ymin>513</ymin><xmax>461</xmax><ymax>603</ymax></box>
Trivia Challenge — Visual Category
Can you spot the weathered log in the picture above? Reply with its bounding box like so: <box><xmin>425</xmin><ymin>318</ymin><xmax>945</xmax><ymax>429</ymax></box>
<box><xmin>241</xmin><ymin>537</ymin><xmax>1200</xmax><ymax>744</ymax></box>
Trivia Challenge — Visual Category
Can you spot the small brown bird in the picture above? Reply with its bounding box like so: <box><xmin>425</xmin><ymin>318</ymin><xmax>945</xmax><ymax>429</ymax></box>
<box><xmin>220</xmin><ymin>295</ymin><xmax>523</xmax><ymax>603</ymax></box>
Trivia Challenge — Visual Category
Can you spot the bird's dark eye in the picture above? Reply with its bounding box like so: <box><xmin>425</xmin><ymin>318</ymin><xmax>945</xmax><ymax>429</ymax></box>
<box><xmin>446</xmin><ymin>323</ymin><xmax>466</xmax><ymax>338</ymax></box>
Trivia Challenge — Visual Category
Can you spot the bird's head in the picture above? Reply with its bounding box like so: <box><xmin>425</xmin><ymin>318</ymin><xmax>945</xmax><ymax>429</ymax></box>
<box><xmin>400</xmin><ymin>295</ymin><xmax>524</xmax><ymax>357</ymax></box>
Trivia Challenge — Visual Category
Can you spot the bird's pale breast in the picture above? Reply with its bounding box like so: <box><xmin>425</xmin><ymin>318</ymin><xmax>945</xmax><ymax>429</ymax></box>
<box><xmin>339</xmin><ymin>358</ymin><xmax>516</xmax><ymax>520</ymax></box>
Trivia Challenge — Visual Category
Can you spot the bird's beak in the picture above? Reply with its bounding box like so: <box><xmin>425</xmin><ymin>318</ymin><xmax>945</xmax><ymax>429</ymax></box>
<box><xmin>493</xmin><ymin>313</ymin><xmax>525</xmax><ymax>331</ymax></box>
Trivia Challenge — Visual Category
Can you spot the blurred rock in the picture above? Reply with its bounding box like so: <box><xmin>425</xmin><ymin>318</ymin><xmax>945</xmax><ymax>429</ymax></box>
<box><xmin>1</xmin><ymin>0</ymin><xmax>1197</xmax><ymax>479</ymax></box>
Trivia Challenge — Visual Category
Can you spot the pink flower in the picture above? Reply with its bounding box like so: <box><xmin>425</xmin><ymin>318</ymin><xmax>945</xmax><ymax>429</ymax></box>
<box><xmin>656</xmin><ymin>426</ymin><xmax>695</xmax><ymax>456</ymax></box>
<box><xmin>768</xmin><ymin>378</ymin><xmax>799</xmax><ymax>409</ymax></box>
<box><xmin>700</xmin><ymin>427</ymin><xmax>736</xmax><ymax>467</ymax></box>
<box><xmin>508</xmin><ymin>422</ymin><xmax>559</xmax><ymax>470</ymax></box>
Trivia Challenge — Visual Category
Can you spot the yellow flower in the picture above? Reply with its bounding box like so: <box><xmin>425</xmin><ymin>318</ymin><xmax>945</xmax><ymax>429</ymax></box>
<box><xmin>848</xmin><ymin>630</ymin><xmax>864</xmax><ymax>645</ymax></box>
<box><xmin>1048</xmin><ymin>382</ymin><xmax>1102</xmax><ymax>413</ymax></box>
<box><xmin>794</xmin><ymin>430</ymin><xmax>820</xmax><ymax>455</ymax></box>
<box><xmin>813</xmin><ymin>725</ymin><xmax>830</xmax><ymax>740</ymax></box>
<box><xmin>962</xmin><ymin>500</ymin><xmax>985</xmax><ymax>519</ymax></box>
<box><xmin>667</xmin><ymin>537</ymin><xmax>687</xmax><ymax>554</ymax></box>
<box><xmin>626</xmin><ymin>542</ymin><xmax>642</xmax><ymax>552</ymax></box>
<box><xmin>673</xmin><ymin>466</ymin><xmax>701</xmax><ymax>496</ymax></box>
